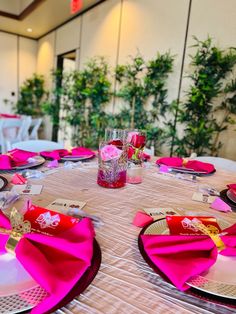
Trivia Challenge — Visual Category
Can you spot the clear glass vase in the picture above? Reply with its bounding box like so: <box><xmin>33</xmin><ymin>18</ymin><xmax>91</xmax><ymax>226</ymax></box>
<box><xmin>126</xmin><ymin>161</ymin><xmax>143</xmax><ymax>184</ymax></box>
<box><xmin>97</xmin><ymin>141</ymin><xmax>128</xmax><ymax>188</ymax></box>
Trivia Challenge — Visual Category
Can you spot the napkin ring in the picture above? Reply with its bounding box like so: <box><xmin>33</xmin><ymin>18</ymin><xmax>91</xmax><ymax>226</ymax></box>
<box><xmin>192</xmin><ymin>221</ymin><xmax>225</xmax><ymax>251</ymax></box>
<box><xmin>0</xmin><ymin>207</ymin><xmax>31</xmax><ymax>253</ymax></box>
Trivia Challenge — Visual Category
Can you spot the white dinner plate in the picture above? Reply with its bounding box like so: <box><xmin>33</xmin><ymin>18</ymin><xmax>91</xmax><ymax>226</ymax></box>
<box><xmin>61</xmin><ymin>154</ymin><xmax>94</xmax><ymax>162</ymax></box>
<box><xmin>144</xmin><ymin>219</ymin><xmax>236</xmax><ymax>299</ymax></box>
<box><xmin>0</xmin><ymin>252</ymin><xmax>47</xmax><ymax>314</ymax></box>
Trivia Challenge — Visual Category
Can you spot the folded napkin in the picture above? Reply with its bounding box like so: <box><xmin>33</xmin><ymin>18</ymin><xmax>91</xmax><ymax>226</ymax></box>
<box><xmin>11</xmin><ymin>173</ymin><xmax>27</xmax><ymax>185</ymax></box>
<box><xmin>141</xmin><ymin>234</ymin><xmax>217</xmax><ymax>290</ymax></box>
<box><xmin>0</xmin><ymin>149</ymin><xmax>37</xmax><ymax>169</ymax></box>
<box><xmin>227</xmin><ymin>184</ymin><xmax>236</xmax><ymax>196</ymax></box>
<box><xmin>141</xmin><ymin>223</ymin><xmax>236</xmax><ymax>291</ymax></box>
<box><xmin>0</xmin><ymin>113</ymin><xmax>20</xmax><ymax>119</ymax></box>
<box><xmin>156</xmin><ymin>157</ymin><xmax>215</xmax><ymax>174</ymax></box>
<box><xmin>40</xmin><ymin>147</ymin><xmax>95</xmax><ymax>160</ymax></box>
<box><xmin>220</xmin><ymin>223</ymin><xmax>236</xmax><ymax>255</ymax></box>
<box><xmin>0</xmin><ymin>211</ymin><xmax>95</xmax><ymax>314</ymax></box>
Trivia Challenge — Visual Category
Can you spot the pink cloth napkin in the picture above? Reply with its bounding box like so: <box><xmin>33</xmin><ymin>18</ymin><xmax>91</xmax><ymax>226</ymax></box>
<box><xmin>141</xmin><ymin>234</ymin><xmax>217</xmax><ymax>290</ymax></box>
<box><xmin>11</xmin><ymin>173</ymin><xmax>27</xmax><ymax>185</ymax></box>
<box><xmin>40</xmin><ymin>149</ymin><xmax>68</xmax><ymax>160</ymax></box>
<box><xmin>141</xmin><ymin>223</ymin><xmax>236</xmax><ymax>291</ymax></box>
<box><xmin>156</xmin><ymin>157</ymin><xmax>215</xmax><ymax>174</ymax></box>
<box><xmin>0</xmin><ymin>113</ymin><xmax>20</xmax><ymax>119</ymax></box>
<box><xmin>220</xmin><ymin>223</ymin><xmax>236</xmax><ymax>255</ymax></box>
<box><xmin>40</xmin><ymin>147</ymin><xmax>95</xmax><ymax>160</ymax></box>
<box><xmin>0</xmin><ymin>149</ymin><xmax>37</xmax><ymax>169</ymax></box>
<box><xmin>71</xmin><ymin>147</ymin><xmax>95</xmax><ymax>157</ymax></box>
<box><xmin>227</xmin><ymin>184</ymin><xmax>236</xmax><ymax>196</ymax></box>
<box><xmin>0</xmin><ymin>211</ymin><xmax>95</xmax><ymax>314</ymax></box>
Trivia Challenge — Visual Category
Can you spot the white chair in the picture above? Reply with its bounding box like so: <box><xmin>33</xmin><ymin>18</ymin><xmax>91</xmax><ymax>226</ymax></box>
<box><xmin>11</xmin><ymin>140</ymin><xmax>64</xmax><ymax>152</ymax></box>
<box><xmin>194</xmin><ymin>156</ymin><xmax>236</xmax><ymax>172</ymax></box>
<box><xmin>29</xmin><ymin>118</ymin><xmax>42</xmax><ymax>140</ymax></box>
<box><xmin>0</xmin><ymin>117</ymin><xmax>32</xmax><ymax>153</ymax></box>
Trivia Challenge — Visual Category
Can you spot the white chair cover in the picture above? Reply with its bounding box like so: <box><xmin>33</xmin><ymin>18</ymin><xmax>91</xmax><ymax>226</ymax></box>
<box><xmin>29</xmin><ymin>118</ymin><xmax>43</xmax><ymax>140</ymax></box>
<box><xmin>0</xmin><ymin>117</ymin><xmax>32</xmax><ymax>153</ymax></box>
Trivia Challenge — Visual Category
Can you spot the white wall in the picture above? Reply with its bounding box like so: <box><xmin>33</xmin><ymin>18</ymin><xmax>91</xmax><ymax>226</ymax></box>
<box><xmin>36</xmin><ymin>32</ymin><xmax>56</xmax><ymax>139</ymax></box>
<box><xmin>0</xmin><ymin>32</ymin><xmax>18</xmax><ymax>113</ymax></box>
<box><xmin>55</xmin><ymin>17</ymin><xmax>81</xmax><ymax>56</ymax></box>
<box><xmin>80</xmin><ymin>0</ymin><xmax>121</xmax><ymax>69</ymax></box>
<box><xmin>37</xmin><ymin>32</ymin><xmax>56</xmax><ymax>89</ymax></box>
<box><xmin>0</xmin><ymin>32</ymin><xmax>37</xmax><ymax>113</ymax></box>
<box><xmin>119</xmin><ymin>0</ymin><xmax>189</xmax><ymax>103</ymax></box>
<box><xmin>19</xmin><ymin>37</ymin><xmax>37</xmax><ymax>86</ymax></box>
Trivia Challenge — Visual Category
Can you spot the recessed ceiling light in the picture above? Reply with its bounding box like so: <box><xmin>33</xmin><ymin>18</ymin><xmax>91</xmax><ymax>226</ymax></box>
<box><xmin>27</xmin><ymin>28</ymin><xmax>32</xmax><ymax>32</ymax></box>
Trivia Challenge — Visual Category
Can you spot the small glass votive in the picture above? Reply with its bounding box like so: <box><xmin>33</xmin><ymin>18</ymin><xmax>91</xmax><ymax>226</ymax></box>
<box><xmin>127</xmin><ymin>161</ymin><xmax>143</xmax><ymax>184</ymax></box>
<box><xmin>104</xmin><ymin>128</ymin><xmax>128</xmax><ymax>148</ymax></box>
<box><xmin>97</xmin><ymin>141</ymin><xmax>128</xmax><ymax>188</ymax></box>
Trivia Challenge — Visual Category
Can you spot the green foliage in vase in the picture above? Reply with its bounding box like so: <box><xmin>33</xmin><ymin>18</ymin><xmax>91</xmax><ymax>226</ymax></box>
<box><xmin>171</xmin><ymin>37</ymin><xmax>236</xmax><ymax>156</ymax></box>
<box><xmin>63</xmin><ymin>57</ymin><xmax>112</xmax><ymax>148</ymax></box>
<box><xmin>41</xmin><ymin>70</ymin><xmax>63</xmax><ymax>141</ymax></box>
<box><xmin>15</xmin><ymin>74</ymin><xmax>47</xmax><ymax>117</ymax></box>
<box><xmin>113</xmin><ymin>53</ymin><xmax>174</xmax><ymax>154</ymax></box>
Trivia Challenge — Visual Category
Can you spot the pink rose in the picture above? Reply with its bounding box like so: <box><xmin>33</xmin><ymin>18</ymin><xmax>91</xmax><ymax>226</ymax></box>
<box><xmin>127</xmin><ymin>132</ymin><xmax>146</xmax><ymax>149</ymax></box>
<box><xmin>127</xmin><ymin>132</ymin><xmax>139</xmax><ymax>143</ymax></box>
<box><xmin>100</xmin><ymin>144</ymin><xmax>122</xmax><ymax>161</ymax></box>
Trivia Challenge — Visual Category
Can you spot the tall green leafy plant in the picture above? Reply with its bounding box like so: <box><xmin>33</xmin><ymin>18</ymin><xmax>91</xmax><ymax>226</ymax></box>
<box><xmin>16</xmin><ymin>74</ymin><xmax>47</xmax><ymax>117</ymax></box>
<box><xmin>144</xmin><ymin>52</ymin><xmax>174</xmax><ymax>153</ymax></box>
<box><xmin>42</xmin><ymin>70</ymin><xmax>63</xmax><ymax>141</ymax></box>
<box><xmin>114</xmin><ymin>53</ymin><xmax>174</xmax><ymax>154</ymax></box>
<box><xmin>115</xmin><ymin>56</ymin><xmax>148</xmax><ymax>129</ymax></box>
<box><xmin>171</xmin><ymin>37</ymin><xmax>236</xmax><ymax>156</ymax></box>
<box><xmin>63</xmin><ymin>57</ymin><xmax>112</xmax><ymax>147</ymax></box>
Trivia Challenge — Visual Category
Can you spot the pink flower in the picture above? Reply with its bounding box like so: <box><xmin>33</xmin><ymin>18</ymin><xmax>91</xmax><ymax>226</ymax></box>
<box><xmin>127</xmin><ymin>132</ymin><xmax>139</xmax><ymax>143</ymax></box>
<box><xmin>127</xmin><ymin>131</ymin><xmax>146</xmax><ymax>149</ymax></box>
<box><xmin>128</xmin><ymin>146</ymin><xmax>135</xmax><ymax>159</ymax></box>
<box><xmin>100</xmin><ymin>144</ymin><xmax>122</xmax><ymax>161</ymax></box>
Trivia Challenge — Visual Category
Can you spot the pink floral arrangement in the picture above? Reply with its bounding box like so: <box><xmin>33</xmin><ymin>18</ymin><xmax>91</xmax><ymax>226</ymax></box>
<box><xmin>127</xmin><ymin>131</ymin><xmax>149</xmax><ymax>162</ymax></box>
<box><xmin>100</xmin><ymin>144</ymin><xmax>122</xmax><ymax>161</ymax></box>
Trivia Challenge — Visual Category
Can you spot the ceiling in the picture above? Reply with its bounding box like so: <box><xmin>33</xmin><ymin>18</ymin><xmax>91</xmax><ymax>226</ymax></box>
<box><xmin>0</xmin><ymin>0</ymin><xmax>103</xmax><ymax>39</ymax></box>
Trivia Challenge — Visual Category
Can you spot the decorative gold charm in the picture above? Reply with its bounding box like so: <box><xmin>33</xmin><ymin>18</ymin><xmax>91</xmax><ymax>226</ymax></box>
<box><xmin>192</xmin><ymin>221</ymin><xmax>225</xmax><ymax>251</ymax></box>
<box><xmin>0</xmin><ymin>207</ymin><xmax>31</xmax><ymax>253</ymax></box>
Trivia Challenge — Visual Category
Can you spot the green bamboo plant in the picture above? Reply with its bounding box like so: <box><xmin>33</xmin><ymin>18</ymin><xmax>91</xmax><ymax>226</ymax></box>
<box><xmin>113</xmin><ymin>53</ymin><xmax>174</xmax><ymax>154</ymax></box>
<box><xmin>42</xmin><ymin>70</ymin><xmax>63</xmax><ymax>141</ymax></box>
<box><xmin>15</xmin><ymin>74</ymin><xmax>47</xmax><ymax>117</ymax></box>
<box><xmin>170</xmin><ymin>37</ymin><xmax>236</xmax><ymax>156</ymax></box>
<box><xmin>62</xmin><ymin>57</ymin><xmax>112</xmax><ymax>147</ymax></box>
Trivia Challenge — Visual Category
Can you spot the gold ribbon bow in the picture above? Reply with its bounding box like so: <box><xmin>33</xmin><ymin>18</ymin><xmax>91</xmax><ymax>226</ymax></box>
<box><xmin>192</xmin><ymin>221</ymin><xmax>225</xmax><ymax>251</ymax></box>
<box><xmin>0</xmin><ymin>207</ymin><xmax>31</xmax><ymax>253</ymax></box>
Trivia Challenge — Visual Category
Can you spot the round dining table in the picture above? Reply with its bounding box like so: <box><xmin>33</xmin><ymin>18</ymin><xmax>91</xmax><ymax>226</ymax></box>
<box><xmin>3</xmin><ymin>159</ymin><xmax>236</xmax><ymax>314</ymax></box>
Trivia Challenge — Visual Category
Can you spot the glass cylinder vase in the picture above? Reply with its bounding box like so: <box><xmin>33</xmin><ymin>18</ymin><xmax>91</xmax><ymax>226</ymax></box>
<box><xmin>126</xmin><ymin>161</ymin><xmax>143</xmax><ymax>184</ymax></box>
<box><xmin>97</xmin><ymin>141</ymin><xmax>128</xmax><ymax>188</ymax></box>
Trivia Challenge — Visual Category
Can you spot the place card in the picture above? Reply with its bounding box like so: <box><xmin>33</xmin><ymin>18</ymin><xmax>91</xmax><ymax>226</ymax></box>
<box><xmin>11</xmin><ymin>184</ymin><xmax>43</xmax><ymax>195</ymax></box>
<box><xmin>166</xmin><ymin>215</ymin><xmax>221</xmax><ymax>235</ymax></box>
<box><xmin>192</xmin><ymin>192</ymin><xmax>216</xmax><ymax>204</ymax></box>
<box><xmin>24</xmin><ymin>204</ymin><xmax>79</xmax><ymax>236</ymax></box>
<box><xmin>143</xmin><ymin>207</ymin><xmax>180</xmax><ymax>220</ymax></box>
<box><xmin>46</xmin><ymin>198</ymin><xmax>86</xmax><ymax>216</ymax></box>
